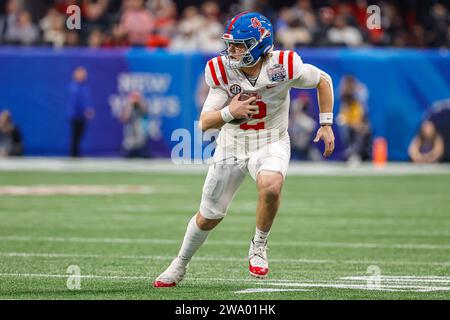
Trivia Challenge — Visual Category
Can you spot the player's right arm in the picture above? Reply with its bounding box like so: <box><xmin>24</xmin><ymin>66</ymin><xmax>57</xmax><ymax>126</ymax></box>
<box><xmin>198</xmin><ymin>87</ymin><xmax>227</xmax><ymax>131</ymax></box>
<box><xmin>199</xmin><ymin>60</ymin><xmax>257</xmax><ymax>131</ymax></box>
<box><xmin>199</xmin><ymin>91</ymin><xmax>257</xmax><ymax>131</ymax></box>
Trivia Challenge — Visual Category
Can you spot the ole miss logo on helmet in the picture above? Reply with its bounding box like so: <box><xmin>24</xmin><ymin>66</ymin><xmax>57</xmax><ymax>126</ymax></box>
<box><xmin>251</xmin><ymin>17</ymin><xmax>271</xmax><ymax>38</ymax></box>
<box><xmin>251</xmin><ymin>17</ymin><xmax>262</xmax><ymax>29</ymax></box>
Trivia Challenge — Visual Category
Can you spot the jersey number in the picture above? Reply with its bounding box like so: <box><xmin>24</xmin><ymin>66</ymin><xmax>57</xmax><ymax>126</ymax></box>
<box><xmin>240</xmin><ymin>101</ymin><xmax>267</xmax><ymax>130</ymax></box>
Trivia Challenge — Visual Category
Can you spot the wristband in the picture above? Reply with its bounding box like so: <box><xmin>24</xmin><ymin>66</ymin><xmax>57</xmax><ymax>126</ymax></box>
<box><xmin>319</xmin><ymin>112</ymin><xmax>333</xmax><ymax>125</ymax></box>
<box><xmin>220</xmin><ymin>105</ymin><xmax>235</xmax><ymax>123</ymax></box>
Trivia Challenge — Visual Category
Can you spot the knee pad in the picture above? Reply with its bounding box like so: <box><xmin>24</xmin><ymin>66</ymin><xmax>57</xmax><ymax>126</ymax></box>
<box><xmin>204</xmin><ymin>163</ymin><xmax>233</xmax><ymax>198</ymax></box>
<box><xmin>199</xmin><ymin>163</ymin><xmax>245</xmax><ymax>219</ymax></box>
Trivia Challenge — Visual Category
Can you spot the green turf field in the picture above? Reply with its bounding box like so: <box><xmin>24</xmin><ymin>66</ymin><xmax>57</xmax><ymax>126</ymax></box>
<box><xmin>0</xmin><ymin>170</ymin><xmax>449</xmax><ymax>299</ymax></box>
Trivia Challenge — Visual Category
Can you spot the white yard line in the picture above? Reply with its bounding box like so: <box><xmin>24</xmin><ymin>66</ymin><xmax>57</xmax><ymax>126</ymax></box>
<box><xmin>236</xmin><ymin>283</ymin><xmax>450</xmax><ymax>293</ymax></box>
<box><xmin>1</xmin><ymin>235</ymin><xmax>449</xmax><ymax>250</ymax></box>
<box><xmin>235</xmin><ymin>288</ymin><xmax>311</xmax><ymax>293</ymax></box>
<box><xmin>340</xmin><ymin>276</ymin><xmax>450</xmax><ymax>283</ymax></box>
<box><xmin>0</xmin><ymin>158</ymin><xmax>449</xmax><ymax>176</ymax></box>
<box><xmin>0</xmin><ymin>273</ymin><xmax>148</xmax><ymax>280</ymax></box>
<box><xmin>1</xmin><ymin>251</ymin><xmax>449</xmax><ymax>267</ymax></box>
<box><xmin>0</xmin><ymin>272</ymin><xmax>448</xmax><ymax>293</ymax></box>
<box><xmin>0</xmin><ymin>273</ymin><xmax>305</xmax><ymax>283</ymax></box>
<box><xmin>261</xmin><ymin>281</ymin><xmax>450</xmax><ymax>292</ymax></box>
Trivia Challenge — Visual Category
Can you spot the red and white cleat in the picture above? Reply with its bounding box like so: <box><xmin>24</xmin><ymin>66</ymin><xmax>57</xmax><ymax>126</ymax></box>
<box><xmin>153</xmin><ymin>257</ymin><xmax>188</xmax><ymax>288</ymax></box>
<box><xmin>248</xmin><ymin>239</ymin><xmax>269</xmax><ymax>278</ymax></box>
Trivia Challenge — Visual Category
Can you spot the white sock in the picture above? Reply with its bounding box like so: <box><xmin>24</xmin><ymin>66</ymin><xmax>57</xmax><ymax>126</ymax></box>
<box><xmin>253</xmin><ymin>227</ymin><xmax>270</xmax><ymax>247</ymax></box>
<box><xmin>177</xmin><ymin>215</ymin><xmax>210</xmax><ymax>264</ymax></box>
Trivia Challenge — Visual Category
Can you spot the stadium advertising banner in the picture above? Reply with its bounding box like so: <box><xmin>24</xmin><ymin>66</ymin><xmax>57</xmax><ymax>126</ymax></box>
<box><xmin>0</xmin><ymin>48</ymin><xmax>448</xmax><ymax>160</ymax></box>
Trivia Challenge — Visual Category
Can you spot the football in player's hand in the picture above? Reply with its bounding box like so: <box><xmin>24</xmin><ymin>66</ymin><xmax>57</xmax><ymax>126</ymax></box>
<box><xmin>229</xmin><ymin>93</ymin><xmax>256</xmax><ymax>125</ymax></box>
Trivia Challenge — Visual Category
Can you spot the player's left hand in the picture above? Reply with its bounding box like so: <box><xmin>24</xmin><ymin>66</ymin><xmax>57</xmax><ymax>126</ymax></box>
<box><xmin>314</xmin><ymin>125</ymin><xmax>335</xmax><ymax>157</ymax></box>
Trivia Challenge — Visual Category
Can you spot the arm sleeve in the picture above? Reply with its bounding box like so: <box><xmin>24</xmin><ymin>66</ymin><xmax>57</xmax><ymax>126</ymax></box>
<box><xmin>202</xmin><ymin>86</ymin><xmax>230</xmax><ymax>112</ymax></box>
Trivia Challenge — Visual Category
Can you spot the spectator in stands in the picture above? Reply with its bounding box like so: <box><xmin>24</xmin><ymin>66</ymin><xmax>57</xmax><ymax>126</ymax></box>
<box><xmin>426</xmin><ymin>3</ymin><xmax>449</xmax><ymax>48</ymax></box>
<box><xmin>333</xmin><ymin>2</ymin><xmax>358</xmax><ymax>27</ymax></box>
<box><xmin>170</xmin><ymin>5</ymin><xmax>203</xmax><ymax>51</ymax></box>
<box><xmin>66</xmin><ymin>30</ymin><xmax>81</xmax><ymax>47</ymax></box>
<box><xmin>408</xmin><ymin>120</ymin><xmax>445</xmax><ymax>163</ymax></box>
<box><xmin>250</xmin><ymin>0</ymin><xmax>277</xmax><ymax>26</ymax></box>
<box><xmin>337</xmin><ymin>75</ymin><xmax>371</xmax><ymax>162</ymax></box>
<box><xmin>327</xmin><ymin>15</ymin><xmax>363</xmax><ymax>47</ymax></box>
<box><xmin>197</xmin><ymin>1</ymin><xmax>224</xmax><ymax>52</ymax></box>
<box><xmin>291</xmin><ymin>0</ymin><xmax>312</xmax><ymax>21</ymax></box>
<box><xmin>81</xmin><ymin>0</ymin><xmax>110</xmax><ymax>42</ymax></box>
<box><xmin>88</xmin><ymin>28</ymin><xmax>105</xmax><ymax>47</ymax></box>
<box><xmin>119</xmin><ymin>0</ymin><xmax>154</xmax><ymax>46</ymax></box>
<box><xmin>68</xmin><ymin>66</ymin><xmax>95</xmax><ymax>158</ymax></box>
<box><xmin>0</xmin><ymin>110</ymin><xmax>23</xmax><ymax>157</ymax></box>
<box><xmin>427</xmin><ymin>99</ymin><xmax>450</xmax><ymax>162</ymax></box>
<box><xmin>120</xmin><ymin>91</ymin><xmax>149</xmax><ymax>158</ymax></box>
<box><xmin>147</xmin><ymin>0</ymin><xmax>177</xmax><ymax>47</ymax></box>
<box><xmin>276</xmin><ymin>8</ymin><xmax>312</xmax><ymax>49</ymax></box>
<box><xmin>82</xmin><ymin>0</ymin><xmax>110</xmax><ymax>24</ymax></box>
<box><xmin>39</xmin><ymin>7</ymin><xmax>66</xmax><ymax>47</ymax></box>
<box><xmin>382</xmin><ymin>2</ymin><xmax>407</xmax><ymax>47</ymax></box>
<box><xmin>103</xmin><ymin>23</ymin><xmax>129</xmax><ymax>47</ymax></box>
<box><xmin>315</xmin><ymin>6</ymin><xmax>334</xmax><ymax>46</ymax></box>
<box><xmin>275</xmin><ymin>7</ymin><xmax>290</xmax><ymax>32</ymax></box>
<box><xmin>290</xmin><ymin>0</ymin><xmax>318</xmax><ymax>35</ymax></box>
<box><xmin>1</xmin><ymin>0</ymin><xmax>22</xmax><ymax>44</ymax></box>
<box><xmin>4</xmin><ymin>10</ymin><xmax>39</xmax><ymax>45</ymax></box>
<box><xmin>288</xmin><ymin>93</ymin><xmax>321</xmax><ymax>161</ymax></box>
<box><xmin>409</xmin><ymin>24</ymin><xmax>427</xmax><ymax>48</ymax></box>
<box><xmin>54</xmin><ymin>0</ymin><xmax>79</xmax><ymax>15</ymax></box>
<box><xmin>0</xmin><ymin>0</ymin><xmax>448</xmax><ymax>49</ymax></box>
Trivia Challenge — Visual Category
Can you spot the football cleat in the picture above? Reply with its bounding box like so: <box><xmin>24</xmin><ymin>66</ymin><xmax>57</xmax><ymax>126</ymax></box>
<box><xmin>153</xmin><ymin>257</ymin><xmax>188</xmax><ymax>288</ymax></box>
<box><xmin>248</xmin><ymin>239</ymin><xmax>269</xmax><ymax>278</ymax></box>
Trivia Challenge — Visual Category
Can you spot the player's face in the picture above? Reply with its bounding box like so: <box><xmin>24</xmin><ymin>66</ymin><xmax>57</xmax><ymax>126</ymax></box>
<box><xmin>228</xmin><ymin>42</ymin><xmax>247</xmax><ymax>60</ymax></box>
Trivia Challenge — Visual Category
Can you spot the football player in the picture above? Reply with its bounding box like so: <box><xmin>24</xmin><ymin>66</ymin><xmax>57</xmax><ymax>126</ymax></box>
<box><xmin>154</xmin><ymin>12</ymin><xmax>335</xmax><ymax>287</ymax></box>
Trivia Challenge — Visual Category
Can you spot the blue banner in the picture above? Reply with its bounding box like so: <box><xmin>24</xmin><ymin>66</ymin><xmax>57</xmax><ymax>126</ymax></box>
<box><xmin>0</xmin><ymin>47</ymin><xmax>448</xmax><ymax>160</ymax></box>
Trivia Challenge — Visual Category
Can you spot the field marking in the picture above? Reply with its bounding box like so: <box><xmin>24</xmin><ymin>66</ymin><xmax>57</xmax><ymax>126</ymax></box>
<box><xmin>246</xmin><ymin>282</ymin><xmax>450</xmax><ymax>293</ymax></box>
<box><xmin>340</xmin><ymin>276</ymin><xmax>450</xmax><ymax>283</ymax></box>
<box><xmin>1</xmin><ymin>158</ymin><xmax>449</xmax><ymax>176</ymax></box>
<box><xmin>0</xmin><ymin>273</ymin><xmax>318</xmax><ymax>284</ymax></box>
<box><xmin>0</xmin><ymin>273</ymin><xmax>148</xmax><ymax>280</ymax></box>
<box><xmin>1</xmin><ymin>252</ymin><xmax>449</xmax><ymax>267</ymax></box>
<box><xmin>258</xmin><ymin>275</ymin><xmax>450</xmax><ymax>292</ymax></box>
<box><xmin>0</xmin><ymin>272</ymin><xmax>448</xmax><ymax>293</ymax></box>
<box><xmin>3</xmin><ymin>209</ymin><xmax>449</xmax><ymax>228</ymax></box>
<box><xmin>1</xmin><ymin>235</ymin><xmax>449</xmax><ymax>250</ymax></box>
<box><xmin>0</xmin><ymin>273</ymin><xmax>317</xmax><ymax>284</ymax></box>
<box><xmin>0</xmin><ymin>185</ymin><xmax>155</xmax><ymax>196</ymax></box>
<box><xmin>235</xmin><ymin>288</ymin><xmax>311</xmax><ymax>293</ymax></box>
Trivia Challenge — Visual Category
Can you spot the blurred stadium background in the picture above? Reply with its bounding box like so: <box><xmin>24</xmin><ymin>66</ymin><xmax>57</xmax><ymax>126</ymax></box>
<box><xmin>0</xmin><ymin>0</ymin><xmax>449</xmax><ymax>300</ymax></box>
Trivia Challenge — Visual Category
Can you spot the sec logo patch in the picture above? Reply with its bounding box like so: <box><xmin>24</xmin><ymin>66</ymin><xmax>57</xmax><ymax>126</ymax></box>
<box><xmin>230</xmin><ymin>84</ymin><xmax>242</xmax><ymax>95</ymax></box>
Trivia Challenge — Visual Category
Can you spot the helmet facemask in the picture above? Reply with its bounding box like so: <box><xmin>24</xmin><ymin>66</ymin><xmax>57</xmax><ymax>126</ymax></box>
<box><xmin>221</xmin><ymin>37</ymin><xmax>257</xmax><ymax>69</ymax></box>
<box><xmin>221</xmin><ymin>29</ymin><xmax>270</xmax><ymax>69</ymax></box>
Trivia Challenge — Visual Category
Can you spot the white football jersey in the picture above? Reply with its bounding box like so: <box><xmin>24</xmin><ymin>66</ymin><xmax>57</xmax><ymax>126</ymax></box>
<box><xmin>202</xmin><ymin>50</ymin><xmax>322</xmax><ymax>159</ymax></box>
